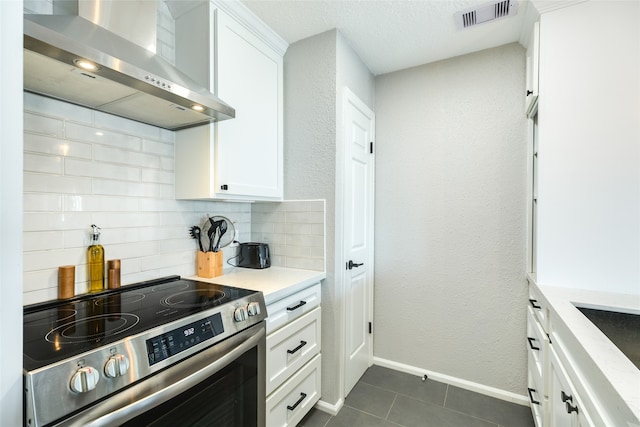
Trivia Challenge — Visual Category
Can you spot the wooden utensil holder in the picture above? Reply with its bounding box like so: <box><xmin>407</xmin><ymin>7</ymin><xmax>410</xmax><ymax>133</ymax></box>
<box><xmin>197</xmin><ymin>251</ymin><xmax>223</xmax><ymax>278</ymax></box>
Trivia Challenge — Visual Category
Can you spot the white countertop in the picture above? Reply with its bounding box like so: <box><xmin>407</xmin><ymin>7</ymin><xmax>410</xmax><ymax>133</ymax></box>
<box><xmin>187</xmin><ymin>266</ymin><xmax>325</xmax><ymax>305</ymax></box>
<box><xmin>530</xmin><ymin>275</ymin><xmax>640</xmax><ymax>422</ymax></box>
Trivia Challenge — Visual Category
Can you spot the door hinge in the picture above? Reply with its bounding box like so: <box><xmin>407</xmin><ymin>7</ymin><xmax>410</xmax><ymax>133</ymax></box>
<box><xmin>370</xmin><ymin>141</ymin><xmax>373</xmax><ymax>154</ymax></box>
<box><xmin>368</xmin><ymin>322</ymin><xmax>372</xmax><ymax>334</ymax></box>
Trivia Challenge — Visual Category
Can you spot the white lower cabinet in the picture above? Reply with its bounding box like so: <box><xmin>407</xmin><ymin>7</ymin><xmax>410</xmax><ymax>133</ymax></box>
<box><xmin>527</xmin><ymin>285</ymin><xmax>549</xmax><ymax>427</ymax></box>
<box><xmin>548</xmin><ymin>346</ymin><xmax>595</xmax><ymax>427</ymax></box>
<box><xmin>265</xmin><ymin>283</ymin><xmax>322</xmax><ymax>426</ymax></box>
<box><xmin>266</xmin><ymin>354</ymin><xmax>321</xmax><ymax>427</ymax></box>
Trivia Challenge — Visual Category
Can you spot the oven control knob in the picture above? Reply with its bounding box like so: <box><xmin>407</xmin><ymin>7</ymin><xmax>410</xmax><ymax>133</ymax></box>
<box><xmin>70</xmin><ymin>366</ymin><xmax>100</xmax><ymax>393</ymax></box>
<box><xmin>105</xmin><ymin>354</ymin><xmax>130</xmax><ymax>378</ymax></box>
<box><xmin>247</xmin><ymin>302</ymin><xmax>261</xmax><ymax>316</ymax></box>
<box><xmin>234</xmin><ymin>306</ymin><xmax>248</xmax><ymax>322</ymax></box>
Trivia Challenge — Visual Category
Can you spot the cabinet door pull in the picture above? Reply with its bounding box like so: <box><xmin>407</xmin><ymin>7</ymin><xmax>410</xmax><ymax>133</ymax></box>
<box><xmin>526</xmin><ymin>90</ymin><xmax>534</xmax><ymax>96</ymax></box>
<box><xmin>527</xmin><ymin>388</ymin><xmax>540</xmax><ymax>405</ymax></box>
<box><xmin>527</xmin><ymin>337</ymin><xmax>540</xmax><ymax>351</ymax></box>
<box><xmin>566</xmin><ymin>402</ymin><xmax>579</xmax><ymax>414</ymax></box>
<box><xmin>286</xmin><ymin>300</ymin><xmax>307</xmax><ymax>311</ymax></box>
<box><xmin>561</xmin><ymin>391</ymin><xmax>573</xmax><ymax>403</ymax></box>
<box><xmin>287</xmin><ymin>340</ymin><xmax>307</xmax><ymax>355</ymax></box>
<box><xmin>287</xmin><ymin>392</ymin><xmax>308</xmax><ymax>411</ymax></box>
<box><xmin>529</xmin><ymin>299</ymin><xmax>542</xmax><ymax>309</ymax></box>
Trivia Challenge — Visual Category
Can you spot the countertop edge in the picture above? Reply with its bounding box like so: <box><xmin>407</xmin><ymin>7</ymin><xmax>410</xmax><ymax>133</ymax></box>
<box><xmin>185</xmin><ymin>266</ymin><xmax>325</xmax><ymax>305</ymax></box>
<box><xmin>527</xmin><ymin>274</ymin><xmax>640</xmax><ymax>423</ymax></box>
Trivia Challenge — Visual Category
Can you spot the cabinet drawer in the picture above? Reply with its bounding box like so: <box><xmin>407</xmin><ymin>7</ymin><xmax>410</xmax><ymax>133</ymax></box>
<box><xmin>527</xmin><ymin>370</ymin><xmax>544</xmax><ymax>427</ymax></box>
<box><xmin>266</xmin><ymin>354</ymin><xmax>321</xmax><ymax>427</ymax></box>
<box><xmin>527</xmin><ymin>306</ymin><xmax>548</xmax><ymax>388</ymax></box>
<box><xmin>267</xmin><ymin>307</ymin><xmax>321</xmax><ymax>395</ymax></box>
<box><xmin>528</xmin><ymin>285</ymin><xmax>548</xmax><ymax>330</ymax></box>
<box><xmin>266</xmin><ymin>283</ymin><xmax>321</xmax><ymax>333</ymax></box>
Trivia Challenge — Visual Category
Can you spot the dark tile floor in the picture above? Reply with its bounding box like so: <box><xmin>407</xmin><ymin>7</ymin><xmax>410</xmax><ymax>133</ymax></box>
<box><xmin>298</xmin><ymin>365</ymin><xmax>535</xmax><ymax>427</ymax></box>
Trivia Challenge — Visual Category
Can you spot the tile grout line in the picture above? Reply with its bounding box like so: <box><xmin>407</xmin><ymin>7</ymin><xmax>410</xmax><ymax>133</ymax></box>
<box><xmin>385</xmin><ymin>391</ymin><xmax>399</xmax><ymax>421</ymax></box>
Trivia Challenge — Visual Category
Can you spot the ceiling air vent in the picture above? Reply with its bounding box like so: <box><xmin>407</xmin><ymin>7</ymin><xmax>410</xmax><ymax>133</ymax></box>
<box><xmin>455</xmin><ymin>0</ymin><xmax>518</xmax><ymax>29</ymax></box>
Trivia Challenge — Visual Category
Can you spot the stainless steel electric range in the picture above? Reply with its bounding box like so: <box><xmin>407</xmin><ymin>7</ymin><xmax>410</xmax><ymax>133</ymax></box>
<box><xmin>23</xmin><ymin>276</ymin><xmax>267</xmax><ymax>427</ymax></box>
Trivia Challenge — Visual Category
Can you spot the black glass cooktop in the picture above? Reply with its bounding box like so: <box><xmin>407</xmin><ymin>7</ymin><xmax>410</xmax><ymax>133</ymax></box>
<box><xmin>23</xmin><ymin>276</ymin><xmax>255</xmax><ymax>371</ymax></box>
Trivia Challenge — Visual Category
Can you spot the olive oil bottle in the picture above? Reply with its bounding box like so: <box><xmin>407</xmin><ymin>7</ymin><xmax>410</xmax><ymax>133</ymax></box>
<box><xmin>88</xmin><ymin>224</ymin><xmax>105</xmax><ymax>292</ymax></box>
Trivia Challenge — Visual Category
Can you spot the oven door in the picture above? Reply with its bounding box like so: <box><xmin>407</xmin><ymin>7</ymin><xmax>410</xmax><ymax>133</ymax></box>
<box><xmin>56</xmin><ymin>322</ymin><xmax>265</xmax><ymax>427</ymax></box>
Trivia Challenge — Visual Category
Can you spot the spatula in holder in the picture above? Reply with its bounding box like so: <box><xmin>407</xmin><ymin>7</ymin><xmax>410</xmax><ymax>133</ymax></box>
<box><xmin>197</xmin><ymin>251</ymin><xmax>223</xmax><ymax>278</ymax></box>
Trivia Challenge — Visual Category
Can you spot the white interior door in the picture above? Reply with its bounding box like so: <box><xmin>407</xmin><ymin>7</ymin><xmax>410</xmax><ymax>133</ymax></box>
<box><xmin>343</xmin><ymin>88</ymin><xmax>375</xmax><ymax>397</ymax></box>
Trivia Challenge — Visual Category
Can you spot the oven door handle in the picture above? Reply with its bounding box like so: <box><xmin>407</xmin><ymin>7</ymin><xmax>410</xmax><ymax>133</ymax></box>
<box><xmin>57</xmin><ymin>323</ymin><xmax>266</xmax><ymax>427</ymax></box>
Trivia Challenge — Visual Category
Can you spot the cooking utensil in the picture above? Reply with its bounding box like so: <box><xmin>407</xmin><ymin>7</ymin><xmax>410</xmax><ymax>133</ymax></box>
<box><xmin>206</xmin><ymin>221</ymin><xmax>218</xmax><ymax>252</ymax></box>
<box><xmin>189</xmin><ymin>226</ymin><xmax>205</xmax><ymax>252</ymax></box>
<box><xmin>214</xmin><ymin>220</ymin><xmax>227</xmax><ymax>252</ymax></box>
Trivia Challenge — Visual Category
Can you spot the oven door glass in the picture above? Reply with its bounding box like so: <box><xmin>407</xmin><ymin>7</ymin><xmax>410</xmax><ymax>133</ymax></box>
<box><xmin>122</xmin><ymin>346</ymin><xmax>258</xmax><ymax>427</ymax></box>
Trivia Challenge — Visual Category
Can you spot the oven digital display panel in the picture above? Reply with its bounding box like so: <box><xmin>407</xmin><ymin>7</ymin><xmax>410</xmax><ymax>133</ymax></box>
<box><xmin>146</xmin><ymin>313</ymin><xmax>224</xmax><ymax>366</ymax></box>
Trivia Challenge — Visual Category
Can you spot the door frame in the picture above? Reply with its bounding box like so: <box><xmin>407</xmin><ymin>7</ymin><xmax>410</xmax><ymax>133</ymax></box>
<box><xmin>336</xmin><ymin>86</ymin><xmax>375</xmax><ymax>402</ymax></box>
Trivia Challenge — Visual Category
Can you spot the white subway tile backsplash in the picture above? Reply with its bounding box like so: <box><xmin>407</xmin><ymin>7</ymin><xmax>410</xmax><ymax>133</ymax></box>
<box><xmin>24</xmin><ymin>113</ymin><xmax>64</xmax><ymax>137</ymax></box>
<box><xmin>66</xmin><ymin>122</ymin><xmax>142</xmax><ymax>151</ymax></box>
<box><xmin>23</xmin><ymin>231</ymin><xmax>65</xmax><ymax>252</ymax></box>
<box><xmin>24</xmin><ymin>133</ymin><xmax>92</xmax><ymax>159</ymax></box>
<box><xmin>92</xmin><ymin>145</ymin><xmax>161</xmax><ymax>168</ymax></box>
<box><xmin>65</xmin><ymin>158</ymin><xmax>141</xmax><ymax>182</ymax></box>
<box><xmin>24</xmin><ymin>193</ymin><xmax>63</xmax><ymax>212</ymax></box>
<box><xmin>24</xmin><ymin>247</ymin><xmax>86</xmax><ymax>272</ymax></box>
<box><xmin>90</xmin><ymin>212</ymin><xmax>164</xmax><ymax>229</ymax></box>
<box><xmin>24</xmin><ymin>212</ymin><xmax>92</xmax><ymax>232</ymax></box>
<box><xmin>24</xmin><ymin>153</ymin><xmax>63</xmax><ymax>174</ymax></box>
<box><xmin>251</xmin><ymin>201</ymin><xmax>325</xmax><ymax>272</ymax></box>
<box><xmin>142</xmin><ymin>139</ymin><xmax>174</xmax><ymax>157</ymax></box>
<box><xmin>64</xmin><ymin>195</ymin><xmax>140</xmax><ymax>212</ymax></box>
<box><xmin>24</xmin><ymin>92</ymin><xmax>93</xmax><ymax>124</ymax></box>
<box><xmin>91</xmin><ymin>179</ymin><xmax>162</xmax><ymax>198</ymax></box>
<box><xmin>142</xmin><ymin>168</ymin><xmax>173</xmax><ymax>184</ymax></box>
<box><xmin>24</xmin><ymin>173</ymin><xmax>91</xmax><ymax>194</ymax></box>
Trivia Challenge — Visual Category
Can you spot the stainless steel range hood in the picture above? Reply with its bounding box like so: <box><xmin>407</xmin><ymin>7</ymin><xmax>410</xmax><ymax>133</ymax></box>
<box><xmin>23</xmin><ymin>2</ymin><xmax>235</xmax><ymax>131</ymax></box>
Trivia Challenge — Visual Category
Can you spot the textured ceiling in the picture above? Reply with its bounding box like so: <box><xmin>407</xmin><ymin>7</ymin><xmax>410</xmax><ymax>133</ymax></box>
<box><xmin>241</xmin><ymin>0</ymin><xmax>532</xmax><ymax>75</ymax></box>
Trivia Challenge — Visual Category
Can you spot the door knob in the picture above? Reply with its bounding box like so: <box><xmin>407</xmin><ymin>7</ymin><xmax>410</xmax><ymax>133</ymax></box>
<box><xmin>347</xmin><ymin>260</ymin><xmax>363</xmax><ymax>270</ymax></box>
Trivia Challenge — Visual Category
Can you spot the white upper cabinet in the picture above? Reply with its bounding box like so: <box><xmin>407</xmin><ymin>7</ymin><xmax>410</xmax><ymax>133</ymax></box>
<box><xmin>173</xmin><ymin>1</ymin><xmax>287</xmax><ymax>201</ymax></box>
<box><xmin>524</xmin><ymin>21</ymin><xmax>539</xmax><ymax>117</ymax></box>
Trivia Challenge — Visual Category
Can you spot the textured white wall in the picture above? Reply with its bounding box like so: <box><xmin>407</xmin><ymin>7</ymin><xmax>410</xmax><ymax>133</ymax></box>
<box><xmin>374</xmin><ymin>43</ymin><xmax>528</xmax><ymax>394</ymax></box>
<box><xmin>284</xmin><ymin>29</ymin><xmax>340</xmax><ymax>405</ymax></box>
<box><xmin>283</xmin><ymin>29</ymin><xmax>375</xmax><ymax>406</ymax></box>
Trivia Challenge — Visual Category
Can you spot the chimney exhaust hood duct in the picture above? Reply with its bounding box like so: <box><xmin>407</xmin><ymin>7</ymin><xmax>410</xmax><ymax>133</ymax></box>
<box><xmin>24</xmin><ymin>2</ymin><xmax>235</xmax><ymax>131</ymax></box>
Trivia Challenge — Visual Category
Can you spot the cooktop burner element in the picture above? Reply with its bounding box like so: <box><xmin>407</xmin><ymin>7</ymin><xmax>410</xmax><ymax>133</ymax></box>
<box><xmin>23</xmin><ymin>276</ymin><xmax>255</xmax><ymax>369</ymax></box>
<box><xmin>44</xmin><ymin>313</ymin><xmax>140</xmax><ymax>344</ymax></box>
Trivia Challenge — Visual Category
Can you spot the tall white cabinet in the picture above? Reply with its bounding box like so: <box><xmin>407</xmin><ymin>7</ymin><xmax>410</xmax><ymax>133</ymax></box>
<box><xmin>526</xmin><ymin>1</ymin><xmax>640</xmax><ymax>425</ymax></box>
<box><xmin>532</xmin><ymin>0</ymin><xmax>640</xmax><ymax>293</ymax></box>
<box><xmin>173</xmin><ymin>1</ymin><xmax>286</xmax><ymax>201</ymax></box>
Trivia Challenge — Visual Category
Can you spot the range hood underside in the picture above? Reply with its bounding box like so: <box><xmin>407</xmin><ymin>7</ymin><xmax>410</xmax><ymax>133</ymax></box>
<box><xmin>24</xmin><ymin>14</ymin><xmax>235</xmax><ymax>131</ymax></box>
<box><xmin>25</xmin><ymin>50</ymin><xmax>211</xmax><ymax>130</ymax></box>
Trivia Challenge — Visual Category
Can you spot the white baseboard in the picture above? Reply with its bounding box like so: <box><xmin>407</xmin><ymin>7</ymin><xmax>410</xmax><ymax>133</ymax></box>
<box><xmin>314</xmin><ymin>397</ymin><xmax>344</xmax><ymax>416</ymax></box>
<box><xmin>373</xmin><ymin>356</ymin><xmax>530</xmax><ymax>407</ymax></box>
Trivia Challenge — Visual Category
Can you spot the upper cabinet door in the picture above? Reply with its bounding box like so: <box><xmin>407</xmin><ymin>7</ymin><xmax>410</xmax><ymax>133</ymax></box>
<box><xmin>214</xmin><ymin>9</ymin><xmax>283</xmax><ymax>199</ymax></box>
<box><xmin>525</xmin><ymin>21</ymin><xmax>539</xmax><ymax>117</ymax></box>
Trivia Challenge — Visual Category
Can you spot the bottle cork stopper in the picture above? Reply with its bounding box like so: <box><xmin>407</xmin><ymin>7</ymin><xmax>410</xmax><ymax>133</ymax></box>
<box><xmin>58</xmin><ymin>265</ymin><xmax>75</xmax><ymax>299</ymax></box>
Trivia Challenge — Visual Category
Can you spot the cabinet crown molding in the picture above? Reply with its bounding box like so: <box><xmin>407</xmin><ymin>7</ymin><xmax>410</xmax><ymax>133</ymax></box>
<box><xmin>211</xmin><ymin>0</ymin><xmax>289</xmax><ymax>56</ymax></box>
